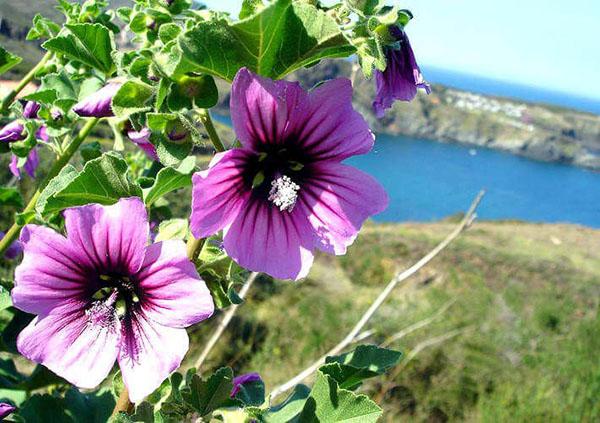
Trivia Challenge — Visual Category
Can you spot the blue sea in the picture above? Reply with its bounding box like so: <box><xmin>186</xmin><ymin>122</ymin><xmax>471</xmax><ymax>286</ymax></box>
<box><xmin>347</xmin><ymin>135</ymin><xmax>600</xmax><ymax>227</ymax></box>
<box><xmin>213</xmin><ymin>72</ymin><xmax>600</xmax><ymax>228</ymax></box>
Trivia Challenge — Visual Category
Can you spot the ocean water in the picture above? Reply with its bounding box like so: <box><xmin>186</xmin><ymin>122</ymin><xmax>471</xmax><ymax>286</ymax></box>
<box><xmin>347</xmin><ymin>134</ymin><xmax>600</xmax><ymax>227</ymax></box>
<box><xmin>213</xmin><ymin>88</ymin><xmax>600</xmax><ymax>228</ymax></box>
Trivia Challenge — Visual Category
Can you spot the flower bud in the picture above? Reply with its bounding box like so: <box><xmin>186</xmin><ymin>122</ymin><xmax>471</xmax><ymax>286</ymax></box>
<box><xmin>0</xmin><ymin>232</ymin><xmax>22</xmax><ymax>260</ymax></box>
<box><xmin>73</xmin><ymin>82</ymin><xmax>122</xmax><ymax>118</ymax></box>
<box><xmin>23</xmin><ymin>101</ymin><xmax>41</xmax><ymax>119</ymax></box>
<box><xmin>0</xmin><ymin>121</ymin><xmax>25</xmax><ymax>143</ymax></box>
<box><xmin>127</xmin><ymin>127</ymin><xmax>159</xmax><ymax>161</ymax></box>
<box><xmin>9</xmin><ymin>147</ymin><xmax>39</xmax><ymax>180</ymax></box>
<box><xmin>167</xmin><ymin>121</ymin><xmax>189</xmax><ymax>143</ymax></box>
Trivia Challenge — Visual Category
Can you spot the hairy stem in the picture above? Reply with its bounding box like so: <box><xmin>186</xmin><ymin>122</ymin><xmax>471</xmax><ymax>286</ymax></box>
<box><xmin>0</xmin><ymin>52</ymin><xmax>52</xmax><ymax>113</ymax></box>
<box><xmin>0</xmin><ymin>118</ymin><xmax>99</xmax><ymax>256</ymax></box>
<box><xmin>198</xmin><ymin>109</ymin><xmax>226</xmax><ymax>153</ymax></box>
<box><xmin>268</xmin><ymin>191</ymin><xmax>485</xmax><ymax>401</ymax></box>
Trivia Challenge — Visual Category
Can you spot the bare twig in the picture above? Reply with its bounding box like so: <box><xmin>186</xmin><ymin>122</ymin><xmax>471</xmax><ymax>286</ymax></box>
<box><xmin>268</xmin><ymin>190</ymin><xmax>485</xmax><ymax>401</ymax></box>
<box><xmin>194</xmin><ymin>272</ymin><xmax>260</xmax><ymax>371</ymax></box>
<box><xmin>380</xmin><ymin>299</ymin><xmax>457</xmax><ymax>347</ymax></box>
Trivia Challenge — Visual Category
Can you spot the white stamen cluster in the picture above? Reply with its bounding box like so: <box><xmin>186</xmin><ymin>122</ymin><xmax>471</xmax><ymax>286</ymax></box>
<box><xmin>268</xmin><ymin>175</ymin><xmax>300</xmax><ymax>212</ymax></box>
<box><xmin>85</xmin><ymin>300</ymin><xmax>117</xmax><ymax>328</ymax></box>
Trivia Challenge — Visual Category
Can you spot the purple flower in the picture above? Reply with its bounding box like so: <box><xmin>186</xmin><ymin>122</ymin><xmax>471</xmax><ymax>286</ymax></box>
<box><xmin>0</xmin><ymin>121</ymin><xmax>25</xmax><ymax>143</ymax></box>
<box><xmin>11</xmin><ymin>198</ymin><xmax>214</xmax><ymax>402</ymax></box>
<box><xmin>0</xmin><ymin>231</ymin><xmax>22</xmax><ymax>260</ymax></box>
<box><xmin>372</xmin><ymin>27</ymin><xmax>430</xmax><ymax>118</ymax></box>
<box><xmin>73</xmin><ymin>82</ymin><xmax>122</xmax><ymax>118</ymax></box>
<box><xmin>190</xmin><ymin>68</ymin><xmax>388</xmax><ymax>280</ymax></box>
<box><xmin>231</xmin><ymin>372</ymin><xmax>262</xmax><ymax>398</ymax></box>
<box><xmin>0</xmin><ymin>403</ymin><xmax>16</xmax><ymax>420</ymax></box>
<box><xmin>23</xmin><ymin>101</ymin><xmax>41</xmax><ymax>119</ymax></box>
<box><xmin>127</xmin><ymin>127</ymin><xmax>158</xmax><ymax>161</ymax></box>
<box><xmin>36</xmin><ymin>125</ymin><xmax>49</xmax><ymax>142</ymax></box>
<box><xmin>9</xmin><ymin>148</ymin><xmax>39</xmax><ymax>180</ymax></box>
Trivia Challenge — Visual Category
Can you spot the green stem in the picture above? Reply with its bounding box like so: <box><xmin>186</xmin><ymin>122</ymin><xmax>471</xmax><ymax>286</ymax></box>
<box><xmin>186</xmin><ymin>235</ymin><xmax>205</xmax><ymax>262</ymax></box>
<box><xmin>198</xmin><ymin>109</ymin><xmax>225</xmax><ymax>153</ymax></box>
<box><xmin>0</xmin><ymin>118</ymin><xmax>99</xmax><ymax>256</ymax></box>
<box><xmin>0</xmin><ymin>52</ymin><xmax>52</xmax><ymax>113</ymax></box>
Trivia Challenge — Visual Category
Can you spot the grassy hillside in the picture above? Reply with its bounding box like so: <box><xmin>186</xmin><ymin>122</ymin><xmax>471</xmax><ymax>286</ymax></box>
<box><xmin>185</xmin><ymin>220</ymin><xmax>600</xmax><ymax>422</ymax></box>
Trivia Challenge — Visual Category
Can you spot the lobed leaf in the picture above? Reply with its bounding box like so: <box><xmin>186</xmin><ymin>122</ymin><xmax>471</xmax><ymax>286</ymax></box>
<box><xmin>0</xmin><ymin>44</ymin><xmax>22</xmax><ymax>75</ymax></box>
<box><xmin>36</xmin><ymin>152</ymin><xmax>142</xmax><ymax>215</ymax></box>
<box><xmin>43</xmin><ymin>23</ymin><xmax>115</xmax><ymax>74</ymax></box>
<box><xmin>174</xmin><ymin>0</ymin><xmax>355</xmax><ymax>81</ymax></box>
<box><xmin>297</xmin><ymin>371</ymin><xmax>382</xmax><ymax>422</ymax></box>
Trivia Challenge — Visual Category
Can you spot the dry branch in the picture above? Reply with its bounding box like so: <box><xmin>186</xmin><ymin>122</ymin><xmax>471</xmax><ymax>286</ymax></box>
<box><xmin>268</xmin><ymin>190</ymin><xmax>485</xmax><ymax>401</ymax></box>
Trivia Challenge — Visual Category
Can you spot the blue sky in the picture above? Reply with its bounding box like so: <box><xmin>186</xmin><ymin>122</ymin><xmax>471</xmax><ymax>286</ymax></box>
<box><xmin>202</xmin><ymin>0</ymin><xmax>600</xmax><ymax>100</ymax></box>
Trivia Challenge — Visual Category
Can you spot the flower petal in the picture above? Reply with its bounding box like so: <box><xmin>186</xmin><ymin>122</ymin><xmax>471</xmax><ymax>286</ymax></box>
<box><xmin>118</xmin><ymin>316</ymin><xmax>189</xmax><ymax>403</ymax></box>
<box><xmin>73</xmin><ymin>82</ymin><xmax>121</xmax><ymax>118</ymax></box>
<box><xmin>297</xmin><ymin>78</ymin><xmax>374</xmax><ymax>162</ymax></box>
<box><xmin>137</xmin><ymin>240</ymin><xmax>214</xmax><ymax>328</ymax></box>
<box><xmin>63</xmin><ymin>197</ymin><xmax>149</xmax><ymax>274</ymax></box>
<box><xmin>12</xmin><ymin>225</ymin><xmax>89</xmax><ymax>315</ymax></box>
<box><xmin>190</xmin><ymin>149</ymin><xmax>252</xmax><ymax>238</ymax></box>
<box><xmin>17</xmin><ymin>307</ymin><xmax>121</xmax><ymax>389</ymax></box>
<box><xmin>372</xmin><ymin>32</ymin><xmax>430</xmax><ymax>118</ymax></box>
<box><xmin>0</xmin><ymin>121</ymin><xmax>25</xmax><ymax>143</ymax></box>
<box><xmin>230</xmin><ymin>68</ymin><xmax>308</xmax><ymax>151</ymax></box>
<box><xmin>127</xmin><ymin>128</ymin><xmax>158</xmax><ymax>160</ymax></box>
<box><xmin>223</xmin><ymin>198</ymin><xmax>314</xmax><ymax>280</ymax></box>
<box><xmin>299</xmin><ymin>163</ymin><xmax>388</xmax><ymax>255</ymax></box>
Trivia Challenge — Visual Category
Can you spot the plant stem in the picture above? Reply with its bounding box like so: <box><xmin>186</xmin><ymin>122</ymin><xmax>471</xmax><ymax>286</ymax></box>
<box><xmin>0</xmin><ymin>52</ymin><xmax>52</xmax><ymax>113</ymax></box>
<box><xmin>197</xmin><ymin>109</ymin><xmax>225</xmax><ymax>152</ymax></box>
<box><xmin>0</xmin><ymin>118</ymin><xmax>99</xmax><ymax>256</ymax></box>
<box><xmin>112</xmin><ymin>388</ymin><xmax>133</xmax><ymax>417</ymax></box>
<box><xmin>187</xmin><ymin>235</ymin><xmax>205</xmax><ymax>262</ymax></box>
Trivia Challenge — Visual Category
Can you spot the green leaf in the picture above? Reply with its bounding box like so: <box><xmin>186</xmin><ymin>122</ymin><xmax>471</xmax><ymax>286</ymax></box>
<box><xmin>345</xmin><ymin>0</ymin><xmax>382</xmax><ymax>16</ymax></box>
<box><xmin>175</xmin><ymin>0</ymin><xmax>355</xmax><ymax>81</ymax></box>
<box><xmin>63</xmin><ymin>388</ymin><xmax>114</xmax><ymax>423</ymax></box>
<box><xmin>0</xmin><ymin>287</ymin><xmax>11</xmax><ymax>313</ymax></box>
<box><xmin>181</xmin><ymin>367</ymin><xmax>234</xmax><ymax>417</ymax></box>
<box><xmin>167</xmin><ymin>75</ymin><xmax>218</xmax><ymax>111</ymax></box>
<box><xmin>297</xmin><ymin>371</ymin><xmax>382</xmax><ymax>422</ymax></box>
<box><xmin>239</xmin><ymin>0</ymin><xmax>264</xmax><ymax>19</ymax></box>
<box><xmin>154</xmin><ymin>219</ymin><xmax>189</xmax><ymax>242</ymax></box>
<box><xmin>264</xmin><ymin>384</ymin><xmax>311</xmax><ymax>423</ymax></box>
<box><xmin>0</xmin><ymin>188</ymin><xmax>24</xmax><ymax>208</ymax></box>
<box><xmin>112</xmin><ymin>80</ymin><xmax>154</xmax><ymax>118</ymax></box>
<box><xmin>143</xmin><ymin>156</ymin><xmax>195</xmax><ymax>206</ymax></box>
<box><xmin>146</xmin><ymin>113</ymin><xmax>192</xmax><ymax>166</ymax></box>
<box><xmin>15</xmin><ymin>211</ymin><xmax>35</xmax><ymax>226</ymax></box>
<box><xmin>325</xmin><ymin>344</ymin><xmax>403</xmax><ymax>375</ymax></box>
<box><xmin>0</xmin><ymin>44</ymin><xmax>22</xmax><ymax>75</ymax></box>
<box><xmin>18</xmin><ymin>394</ymin><xmax>72</xmax><ymax>423</ymax></box>
<box><xmin>158</xmin><ymin>23</ymin><xmax>182</xmax><ymax>44</ymax></box>
<box><xmin>234</xmin><ymin>379</ymin><xmax>265</xmax><ymax>407</ymax></box>
<box><xmin>43</xmin><ymin>23</ymin><xmax>115</xmax><ymax>74</ymax></box>
<box><xmin>36</xmin><ymin>152</ymin><xmax>142</xmax><ymax>215</ymax></box>
<box><xmin>26</xmin><ymin>14</ymin><xmax>61</xmax><ymax>41</ymax></box>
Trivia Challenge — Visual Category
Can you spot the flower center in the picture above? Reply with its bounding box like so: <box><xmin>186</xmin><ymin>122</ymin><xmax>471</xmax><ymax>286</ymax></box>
<box><xmin>87</xmin><ymin>274</ymin><xmax>141</xmax><ymax>326</ymax></box>
<box><xmin>86</xmin><ymin>290</ymin><xmax>118</xmax><ymax>328</ymax></box>
<box><xmin>268</xmin><ymin>175</ymin><xmax>300</xmax><ymax>212</ymax></box>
